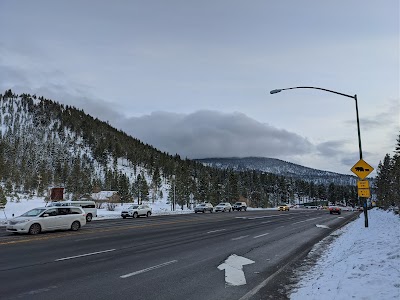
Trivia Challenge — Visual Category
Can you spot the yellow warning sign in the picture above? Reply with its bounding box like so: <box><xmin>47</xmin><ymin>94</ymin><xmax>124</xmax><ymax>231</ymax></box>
<box><xmin>358</xmin><ymin>188</ymin><xmax>371</xmax><ymax>198</ymax></box>
<box><xmin>351</xmin><ymin>159</ymin><xmax>374</xmax><ymax>179</ymax></box>
<box><xmin>357</xmin><ymin>180</ymin><xmax>369</xmax><ymax>189</ymax></box>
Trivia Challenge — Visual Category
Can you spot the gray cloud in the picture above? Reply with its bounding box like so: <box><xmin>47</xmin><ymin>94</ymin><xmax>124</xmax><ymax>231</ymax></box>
<box><xmin>316</xmin><ymin>140</ymin><xmax>348</xmax><ymax>157</ymax></box>
<box><xmin>117</xmin><ymin>110</ymin><xmax>315</xmax><ymax>159</ymax></box>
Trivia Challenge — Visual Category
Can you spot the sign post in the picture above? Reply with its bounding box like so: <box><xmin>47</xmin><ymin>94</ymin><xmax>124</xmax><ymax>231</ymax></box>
<box><xmin>351</xmin><ymin>159</ymin><xmax>374</xmax><ymax>227</ymax></box>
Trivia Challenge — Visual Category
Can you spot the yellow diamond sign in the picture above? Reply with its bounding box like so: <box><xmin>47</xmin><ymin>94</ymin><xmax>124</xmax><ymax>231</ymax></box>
<box><xmin>351</xmin><ymin>159</ymin><xmax>374</xmax><ymax>179</ymax></box>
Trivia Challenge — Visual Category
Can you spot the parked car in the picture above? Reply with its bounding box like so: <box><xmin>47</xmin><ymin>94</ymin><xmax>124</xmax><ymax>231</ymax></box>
<box><xmin>214</xmin><ymin>202</ymin><xmax>232</xmax><ymax>212</ymax></box>
<box><xmin>329</xmin><ymin>206</ymin><xmax>342</xmax><ymax>215</ymax></box>
<box><xmin>232</xmin><ymin>202</ymin><xmax>247</xmax><ymax>211</ymax></box>
<box><xmin>121</xmin><ymin>204</ymin><xmax>152</xmax><ymax>218</ymax></box>
<box><xmin>51</xmin><ymin>200</ymin><xmax>97</xmax><ymax>222</ymax></box>
<box><xmin>194</xmin><ymin>203</ymin><xmax>214</xmax><ymax>213</ymax></box>
<box><xmin>6</xmin><ymin>206</ymin><xmax>86</xmax><ymax>235</ymax></box>
<box><xmin>278</xmin><ymin>204</ymin><xmax>290</xmax><ymax>211</ymax></box>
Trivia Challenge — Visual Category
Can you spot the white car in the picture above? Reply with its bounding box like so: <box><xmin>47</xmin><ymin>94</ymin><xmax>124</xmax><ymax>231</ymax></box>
<box><xmin>6</xmin><ymin>206</ymin><xmax>86</xmax><ymax>235</ymax></box>
<box><xmin>121</xmin><ymin>204</ymin><xmax>152</xmax><ymax>218</ymax></box>
<box><xmin>51</xmin><ymin>200</ymin><xmax>97</xmax><ymax>222</ymax></box>
<box><xmin>194</xmin><ymin>203</ymin><xmax>214</xmax><ymax>213</ymax></box>
<box><xmin>232</xmin><ymin>201</ymin><xmax>247</xmax><ymax>211</ymax></box>
<box><xmin>214</xmin><ymin>202</ymin><xmax>232</xmax><ymax>212</ymax></box>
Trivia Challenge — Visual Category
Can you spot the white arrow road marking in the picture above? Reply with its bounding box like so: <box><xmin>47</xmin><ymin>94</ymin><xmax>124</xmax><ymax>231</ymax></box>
<box><xmin>120</xmin><ymin>260</ymin><xmax>178</xmax><ymax>278</ymax></box>
<box><xmin>218</xmin><ymin>254</ymin><xmax>255</xmax><ymax>286</ymax></box>
<box><xmin>316</xmin><ymin>224</ymin><xmax>330</xmax><ymax>229</ymax></box>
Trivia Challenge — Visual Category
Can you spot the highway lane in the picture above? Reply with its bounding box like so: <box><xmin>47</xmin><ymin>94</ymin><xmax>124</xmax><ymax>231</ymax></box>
<box><xmin>0</xmin><ymin>209</ymin><xmax>359</xmax><ymax>299</ymax></box>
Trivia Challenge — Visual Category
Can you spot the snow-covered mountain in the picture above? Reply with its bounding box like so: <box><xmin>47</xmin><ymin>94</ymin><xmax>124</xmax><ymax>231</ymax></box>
<box><xmin>197</xmin><ymin>157</ymin><xmax>358</xmax><ymax>186</ymax></box>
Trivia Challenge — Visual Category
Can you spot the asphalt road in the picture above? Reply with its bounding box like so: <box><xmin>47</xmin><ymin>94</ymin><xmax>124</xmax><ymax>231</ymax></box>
<box><xmin>0</xmin><ymin>209</ymin><xmax>359</xmax><ymax>300</ymax></box>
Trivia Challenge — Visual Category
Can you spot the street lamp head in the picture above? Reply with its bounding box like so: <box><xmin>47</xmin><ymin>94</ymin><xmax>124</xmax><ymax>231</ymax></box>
<box><xmin>270</xmin><ymin>89</ymin><xmax>282</xmax><ymax>94</ymax></box>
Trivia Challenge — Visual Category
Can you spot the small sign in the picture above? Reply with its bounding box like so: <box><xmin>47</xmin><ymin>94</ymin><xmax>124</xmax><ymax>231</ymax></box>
<box><xmin>358</xmin><ymin>188</ymin><xmax>371</xmax><ymax>198</ymax></box>
<box><xmin>351</xmin><ymin>159</ymin><xmax>374</xmax><ymax>179</ymax></box>
<box><xmin>357</xmin><ymin>180</ymin><xmax>369</xmax><ymax>189</ymax></box>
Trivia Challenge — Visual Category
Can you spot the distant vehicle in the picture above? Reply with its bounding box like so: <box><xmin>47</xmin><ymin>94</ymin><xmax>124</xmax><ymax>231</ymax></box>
<box><xmin>6</xmin><ymin>206</ymin><xmax>86</xmax><ymax>234</ymax></box>
<box><xmin>121</xmin><ymin>204</ymin><xmax>152</xmax><ymax>218</ymax></box>
<box><xmin>232</xmin><ymin>202</ymin><xmax>247</xmax><ymax>211</ymax></box>
<box><xmin>278</xmin><ymin>204</ymin><xmax>290</xmax><ymax>211</ymax></box>
<box><xmin>329</xmin><ymin>206</ymin><xmax>341</xmax><ymax>215</ymax></box>
<box><xmin>194</xmin><ymin>203</ymin><xmax>214</xmax><ymax>213</ymax></box>
<box><xmin>214</xmin><ymin>202</ymin><xmax>232</xmax><ymax>212</ymax></box>
<box><xmin>51</xmin><ymin>200</ymin><xmax>97</xmax><ymax>222</ymax></box>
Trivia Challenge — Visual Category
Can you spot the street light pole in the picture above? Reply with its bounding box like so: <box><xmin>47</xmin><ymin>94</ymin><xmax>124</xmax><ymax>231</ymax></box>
<box><xmin>270</xmin><ymin>86</ymin><xmax>368</xmax><ymax>227</ymax></box>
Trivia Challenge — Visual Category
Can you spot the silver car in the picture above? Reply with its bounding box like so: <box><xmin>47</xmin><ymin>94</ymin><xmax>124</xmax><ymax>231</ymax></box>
<box><xmin>214</xmin><ymin>202</ymin><xmax>232</xmax><ymax>212</ymax></box>
<box><xmin>6</xmin><ymin>206</ymin><xmax>87</xmax><ymax>235</ymax></box>
<box><xmin>121</xmin><ymin>204</ymin><xmax>152</xmax><ymax>218</ymax></box>
<box><xmin>194</xmin><ymin>203</ymin><xmax>214</xmax><ymax>213</ymax></box>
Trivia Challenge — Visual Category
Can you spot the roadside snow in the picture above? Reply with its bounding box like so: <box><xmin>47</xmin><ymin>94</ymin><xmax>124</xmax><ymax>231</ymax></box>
<box><xmin>290</xmin><ymin>208</ymin><xmax>400</xmax><ymax>300</ymax></box>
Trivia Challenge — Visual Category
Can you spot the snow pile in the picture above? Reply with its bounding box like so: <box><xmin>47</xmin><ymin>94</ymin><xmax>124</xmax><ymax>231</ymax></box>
<box><xmin>290</xmin><ymin>208</ymin><xmax>400</xmax><ymax>300</ymax></box>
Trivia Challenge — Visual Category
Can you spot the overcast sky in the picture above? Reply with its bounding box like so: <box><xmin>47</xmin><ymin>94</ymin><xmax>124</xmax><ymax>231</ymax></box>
<box><xmin>1</xmin><ymin>0</ymin><xmax>399</xmax><ymax>175</ymax></box>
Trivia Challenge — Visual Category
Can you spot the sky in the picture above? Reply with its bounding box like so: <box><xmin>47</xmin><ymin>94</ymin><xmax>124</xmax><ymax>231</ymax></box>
<box><xmin>0</xmin><ymin>0</ymin><xmax>399</xmax><ymax>175</ymax></box>
<box><xmin>2</xmin><ymin>196</ymin><xmax>399</xmax><ymax>299</ymax></box>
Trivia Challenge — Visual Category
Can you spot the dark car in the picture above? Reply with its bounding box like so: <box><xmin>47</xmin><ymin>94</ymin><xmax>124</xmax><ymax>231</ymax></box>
<box><xmin>329</xmin><ymin>206</ymin><xmax>341</xmax><ymax>215</ymax></box>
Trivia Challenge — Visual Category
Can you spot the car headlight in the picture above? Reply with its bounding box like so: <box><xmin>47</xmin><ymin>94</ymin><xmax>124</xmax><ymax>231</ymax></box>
<box><xmin>10</xmin><ymin>219</ymin><xmax>30</xmax><ymax>225</ymax></box>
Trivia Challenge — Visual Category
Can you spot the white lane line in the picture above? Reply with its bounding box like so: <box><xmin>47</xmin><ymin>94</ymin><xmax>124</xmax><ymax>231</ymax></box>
<box><xmin>248</xmin><ymin>215</ymin><xmax>281</xmax><ymax>220</ymax></box>
<box><xmin>120</xmin><ymin>260</ymin><xmax>178</xmax><ymax>278</ymax></box>
<box><xmin>291</xmin><ymin>217</ymin><xmax>322</xmax><ymax>225</ymax></box>
<box><xmin>231</xmin><ymin>235</ymin><xmax>249</xmax><ymax>241</ymax></box>
<box><xmin>261</xmin><ymin>221</ymin><xmax>273</xmax><ymax>224</ymax></box>
<box><xmin>253</xmin><ymin>233</ymin><xmax>270</xmax><ymax>239</ymax></box>
<box><xmin>55</xmin><ymin>249</ymin><xmax>116</xmax><ymax>261</ymax></box>
<box><xmin>207</xmin><ymin>229</ymin><xmax>226</xmax><ymax>234</ymax></box>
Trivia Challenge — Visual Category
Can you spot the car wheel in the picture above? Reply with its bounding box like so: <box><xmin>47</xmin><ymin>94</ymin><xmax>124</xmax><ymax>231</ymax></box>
<box><xmin>122</xmin><ymin>216</ymin><xmax>126</xmax><ymax>219</ymax></box>
<box><xmin>71</xmin><ymin>221</ymin><xmax>80</xmax><ymax>231</ymax></box>
<box><xmin>330</xmin><ymin>211</ymin><xmax>333</xmax><ymax>214</ymax></box>
<box><xmin>146</xmin><ymin>211</ymin><xmax>151</xmax><ymax>217</ymax></box>
<box><xmin>29</xmin><ymin>223</ymin><xmax>41</xmax><ymax>235</ymax></box>
<box><xmin>86</xmin><ymin>213</ymin><xmax>92</xmax><ymax>222</ymax></box>
<box><xmin>133</xmin><ymin>212</ymin><xmax>138</xmax><ymax>218</ymax></box>
<box><xmin>210</xmin><ymin>209</ymin><xmax>213</xmax><ymax>213</ymax></box>
<box><xmin>195</xmin><ymin>211</ymin><xmax>198</xmax><ymax>213</ymax></box>
<box><xmin>229</xmin><ymin>208</ymin><xmax>232</xmax><ymax>212</ymax></box>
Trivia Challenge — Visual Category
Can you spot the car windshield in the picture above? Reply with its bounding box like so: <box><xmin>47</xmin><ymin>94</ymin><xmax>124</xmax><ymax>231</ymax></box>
<box><xmin>20</xmin><ymin>208</ymin><xmax>46</xmax><ymax>217</ymax></box>
<box><xmin>235</xmin><ymin>202</ymin><xmax>242</xmax><ymax>205</ymax></box>
<box><xmin>129</xmin><ymin>205</ymin><xmax>139</xmax><ymax>209</ymax></box>
<box><xmin>218</xmin><ymin>203</ymin><xmax>225</xmax><ymax>206</ymax></box>
<box><xmin>198</xmin><ymin>204</ymin><xmax>205</xmax><ymax>207</ymax></box>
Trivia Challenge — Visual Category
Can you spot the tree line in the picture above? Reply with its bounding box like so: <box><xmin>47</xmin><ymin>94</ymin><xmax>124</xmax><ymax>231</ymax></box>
<box><xmin>374</xmin><ymin>133</ymin><xmax>400</xmax><ymax>208</ymax></box>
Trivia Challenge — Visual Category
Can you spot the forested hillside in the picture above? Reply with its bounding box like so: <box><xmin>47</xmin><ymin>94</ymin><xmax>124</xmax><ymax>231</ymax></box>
<box><xmin>197</xmin><ymin>157</ymin><xmax>357</xmax><ymax>186</ymax></box>
<box><xmin>374</xmin><ymin>133</ymin><xmax>400</xmax><ymax>208</ymax></box>
<box><xmin>0</xmin><ymin>90</ymin><xmax>358</xmax><ymax>207</ymax></box>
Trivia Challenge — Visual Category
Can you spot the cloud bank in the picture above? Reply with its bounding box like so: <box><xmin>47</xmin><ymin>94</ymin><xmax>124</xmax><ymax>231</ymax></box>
<box><xmin>118</xmin><ymin>110</ymin><xmax>315</xmax><ymax>159</ymax></box>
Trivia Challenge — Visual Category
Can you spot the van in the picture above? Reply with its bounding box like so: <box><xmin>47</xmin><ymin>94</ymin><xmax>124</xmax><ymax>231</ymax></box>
<box><xmin>51</xmin><ymin>200</ymin><xmax>97</xmax><ymax>222</ymax></box>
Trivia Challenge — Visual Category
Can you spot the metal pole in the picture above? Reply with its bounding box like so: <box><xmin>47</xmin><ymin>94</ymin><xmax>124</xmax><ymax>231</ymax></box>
<box><xmin>355</xmin><ymin>94</ymin><xmax>368</xmax><ymax>227</ymax></box>
<box><xmin>271</xmin><ymin>86</ymin><xmax>369</xmax><ymax>227</ymax></box>
<box><xmin>354</xmin><ymin>95</ymin><xmax>363</xmax><ymax>160</ymax></box>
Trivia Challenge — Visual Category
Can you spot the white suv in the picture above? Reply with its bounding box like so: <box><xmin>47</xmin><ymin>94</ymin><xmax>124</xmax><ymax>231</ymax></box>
<box><xmin>121</xmin><ymin>204</ymin><xmax>152</xmax><ymax>218</ymax></box>
<box><xmin>232</xmin><ymin>202</ymin><xmax>247</xmax><ymax>211</ymax></box>
<box><xmin>51</xmin><ymin>200</ymin><xmax>97</xmax><ymax>222</ymax></box>
<box><xmin>6</xmin><ymin>206</ymin><xmax>86</xmax><ymax>234</ymax></box>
